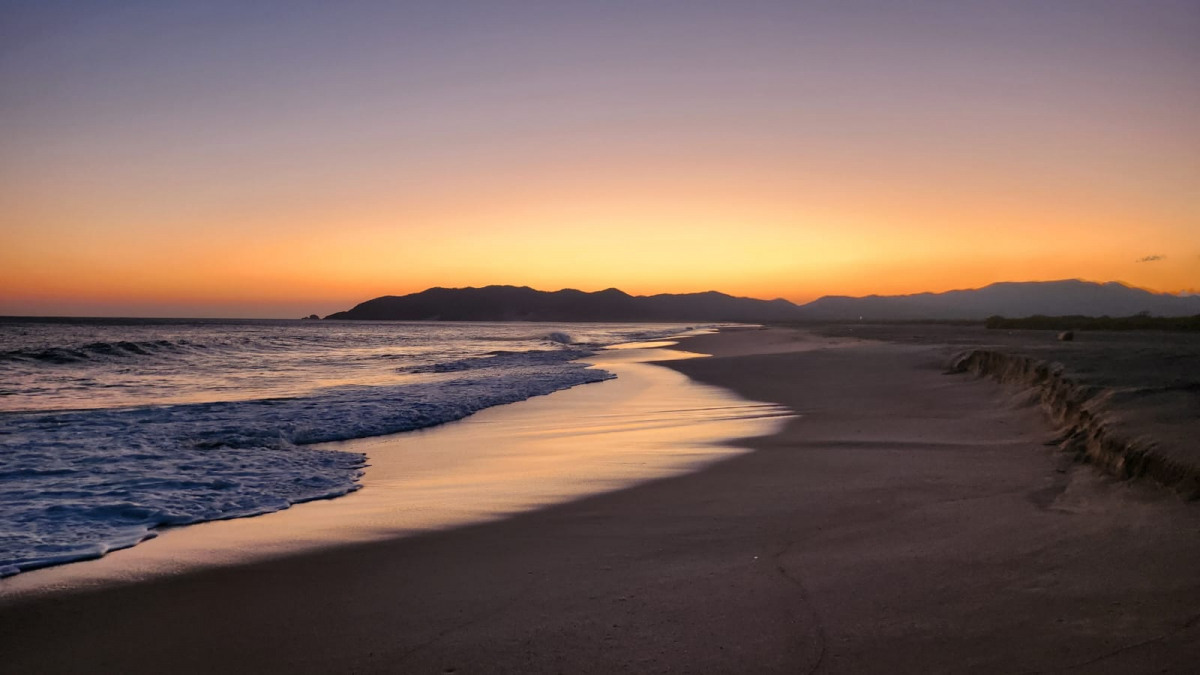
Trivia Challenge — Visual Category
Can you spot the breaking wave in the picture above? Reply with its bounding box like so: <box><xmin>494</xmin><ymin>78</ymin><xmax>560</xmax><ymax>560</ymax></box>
<box><xmin>0</xmin><ymin>320</ymin><xmax>695</xmax><ymax>576</ymax></box>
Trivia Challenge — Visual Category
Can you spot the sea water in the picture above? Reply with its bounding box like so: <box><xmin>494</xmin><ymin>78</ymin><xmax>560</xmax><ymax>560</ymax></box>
<box><xmin>0</xmin><ymin>319</ymin><xmax>690</xmax><ymax>576</ymax></box>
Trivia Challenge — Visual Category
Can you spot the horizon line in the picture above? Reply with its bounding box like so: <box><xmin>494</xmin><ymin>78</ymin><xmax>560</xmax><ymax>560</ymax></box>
<box><xmin>5</xmin><ymin>277</ymin><xmax>1195</xmax><ymax>321</ymax></box>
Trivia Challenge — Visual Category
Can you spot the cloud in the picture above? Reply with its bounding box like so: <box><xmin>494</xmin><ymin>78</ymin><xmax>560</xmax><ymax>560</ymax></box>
<box><xmin>1135</xmin><ymin>254</ymin><xmax>1165</xmax><ymax>263</ymax></box>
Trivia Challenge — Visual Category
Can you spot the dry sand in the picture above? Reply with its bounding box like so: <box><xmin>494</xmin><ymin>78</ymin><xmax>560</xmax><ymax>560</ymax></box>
<box><xmin>809</xmin><ymin>322</ymin><xmax>1200</xmax><ymax>496</ymax></box>
<box><xmin>2</xmin><ymin>327</ymin><xmax>1198</xmax><ymax>674</ymax></box>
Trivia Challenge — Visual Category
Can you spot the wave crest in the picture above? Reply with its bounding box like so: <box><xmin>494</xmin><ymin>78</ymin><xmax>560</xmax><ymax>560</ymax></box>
<box><xmin>0</xmin><ymin>339</ymin><xmax>193</xmax><ymax>364</ymax></box>
<box><xmin>0</xmin><ymin>355</ymin><xmax>614</xmax><ymax>576</ymax></box>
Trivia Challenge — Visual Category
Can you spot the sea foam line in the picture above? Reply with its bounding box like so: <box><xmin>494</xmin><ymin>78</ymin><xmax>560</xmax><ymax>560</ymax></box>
<box><xmin>0</xmin><ymin>351</ymin><xmax>616</xmax><ymax>576</ymax></box>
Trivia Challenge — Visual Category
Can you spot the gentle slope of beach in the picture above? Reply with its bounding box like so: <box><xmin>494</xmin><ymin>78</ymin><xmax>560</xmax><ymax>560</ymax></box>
<box><xmin>2</xmin><ymin>328</ymin><xmax>1197</xmax><ymax>674</ymax></box>
<box><xmin>0</xmin><ymin>341</ymin><xmax>789</xmax><ymax>595</ymax></box>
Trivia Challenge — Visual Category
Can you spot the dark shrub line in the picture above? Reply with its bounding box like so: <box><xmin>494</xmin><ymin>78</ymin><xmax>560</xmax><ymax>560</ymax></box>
<box><xmin>985</xmin><ymin>314</ymin><xmax>1200</xmax><ymax>332</ymax></box>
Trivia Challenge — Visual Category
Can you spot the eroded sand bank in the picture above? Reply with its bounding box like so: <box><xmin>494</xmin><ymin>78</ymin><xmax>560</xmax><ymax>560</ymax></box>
<box><xmin>2</xmin><ymin>328</ymin><xmax>1197</xmax><ymax>674</ymax></box>
<box><xmin>812</xmin><ymin>321</ymin><xmax>1200</xmax><ymax>498</ymax></box>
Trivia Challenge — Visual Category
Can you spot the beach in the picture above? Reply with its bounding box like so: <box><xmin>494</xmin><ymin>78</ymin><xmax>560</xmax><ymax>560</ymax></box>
<box><xmin>2</xmin><ymin>327</ymin><xmax>1198</xmax><ymax>674</ymax></box>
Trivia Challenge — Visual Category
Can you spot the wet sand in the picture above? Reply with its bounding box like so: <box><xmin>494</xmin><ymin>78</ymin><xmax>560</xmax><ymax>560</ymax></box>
<box><xmin>2</xmin><ymin>328</ymin><xmax>1198</xmax><ymax>673</ymax></box>
<box><xmin>0</xmin><ymin>342</ymin><xmax>790</xmax><ymax>596</ymax></box>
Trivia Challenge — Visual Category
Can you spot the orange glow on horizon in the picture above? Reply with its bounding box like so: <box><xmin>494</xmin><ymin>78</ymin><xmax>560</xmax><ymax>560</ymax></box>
<box><xmin>5</xmin><ymin>157</ymin><xmax>1197</xmax><ymax>317</ymax></box>
<box><xmin>2</xmin><ymin>3</ymin><xmax>1197</xmax><ymax>317</ymax></box>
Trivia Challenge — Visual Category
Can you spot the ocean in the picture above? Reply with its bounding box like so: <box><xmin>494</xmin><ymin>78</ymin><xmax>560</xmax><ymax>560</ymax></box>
<box><xmin>0</xmin><ymin>318</ymin><xmax>692</xmax><ymax>576</ymax></box>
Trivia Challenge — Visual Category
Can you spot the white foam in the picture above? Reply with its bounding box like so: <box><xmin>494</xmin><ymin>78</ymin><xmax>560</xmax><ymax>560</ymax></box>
<box><xmin>0</xmin><ymin>321</ymin><xmax>698</xmax><ymax>575</ymax></box>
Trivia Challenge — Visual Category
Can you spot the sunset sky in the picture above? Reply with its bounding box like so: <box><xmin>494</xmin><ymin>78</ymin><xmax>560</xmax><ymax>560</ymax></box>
<box><xmin>2</xmin><ymin>1</ymin><xmax>1197</xmax><ymax>317</ymax></box>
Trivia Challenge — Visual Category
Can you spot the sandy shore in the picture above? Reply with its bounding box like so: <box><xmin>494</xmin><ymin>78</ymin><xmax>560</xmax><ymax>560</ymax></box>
<box><xmin>0</xmin><ymin>341</ymin><xmax>789</xmax><ymax>597</ymax></box>
<box><xmin>809</xmin><ymin>321</ymin><xmax>1200</xmax><ymax>496</ymax></box>
<box><xmin>2</xmin><ymin>327</ymin><xmax>1198</xmax><ymax>673</ymax></box>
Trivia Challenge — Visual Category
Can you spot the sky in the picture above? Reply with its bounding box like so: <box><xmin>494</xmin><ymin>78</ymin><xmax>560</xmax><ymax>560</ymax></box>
<box><xmin>2</xmin><ymin>0</ymin><xmax>1197</xmax><ymax>317</ymax></box>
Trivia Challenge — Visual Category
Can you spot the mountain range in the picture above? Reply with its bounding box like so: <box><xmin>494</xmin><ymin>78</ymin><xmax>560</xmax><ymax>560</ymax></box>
<box><xmin>795</xmin><ymin>280</ymin><xmax>1200</xmax><ymax>321</ymax></box>
<box><xmin>323</xmin><ymin>280</ymin><xmax>1200</xmax><ymax>322</ymax></box>
<box><xmin>325</xmin><ymin>286</ymin><xmax>798</xmax><ymax>322</ymax></box>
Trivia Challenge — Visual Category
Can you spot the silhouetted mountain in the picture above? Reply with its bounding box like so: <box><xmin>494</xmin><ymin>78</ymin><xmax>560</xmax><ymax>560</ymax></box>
<box><xmin>796</xmin><ymin>280</ymin><xmax>1200</xmax><ymax>321</ymax></box>
<box><xmin>324</xmin><ymin>286</ymin><xmax>800</xmax><ymax>322</ymax></box>
<box><xmin>326</xmin><ymin>280</ymin><xmax>1200</xmax><ymax>323</ymax></box>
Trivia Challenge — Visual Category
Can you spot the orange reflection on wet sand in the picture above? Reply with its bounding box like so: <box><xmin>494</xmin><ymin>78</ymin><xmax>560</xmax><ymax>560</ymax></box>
<box><xmin>2</xmin><ymin>343</ymin><xmax>792</xmax><ymax>597</ymax></box>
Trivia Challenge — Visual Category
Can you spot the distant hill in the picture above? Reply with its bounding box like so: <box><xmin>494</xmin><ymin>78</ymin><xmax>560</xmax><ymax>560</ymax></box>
<box><xmin>324</xmin><ymin>286</ymin><xmax>800</xmax><ymax>322</ymax></box>
<box><xmin>795</xmin><ymin>280</ymin><xmax>1200</xmax><ymax>321</ymax></box>
<box><xmin>324</xmin><ymin>280</ymin><xmax>1200</xmax><ymax>322</ymax></box>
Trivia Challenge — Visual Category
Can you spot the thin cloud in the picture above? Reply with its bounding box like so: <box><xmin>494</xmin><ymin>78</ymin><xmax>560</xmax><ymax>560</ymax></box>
<box><xmin>1135</xmin><ymin>254</ymin><xmax>1165</xmax><ymax>263</ymax></box>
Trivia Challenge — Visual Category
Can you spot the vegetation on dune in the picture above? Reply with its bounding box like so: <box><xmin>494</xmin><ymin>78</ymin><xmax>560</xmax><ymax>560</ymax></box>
<box><xmin>985</xmin><ymin>314</ymin><xmax>1200</xmax><ymax>332</ymax></box>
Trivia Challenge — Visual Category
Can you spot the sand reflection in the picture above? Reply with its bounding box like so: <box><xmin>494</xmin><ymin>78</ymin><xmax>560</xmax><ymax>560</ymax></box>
<box><xmin>3</xmin><ymin>344</ymin><xmax>791</xmax><ymax>595</ymax></box>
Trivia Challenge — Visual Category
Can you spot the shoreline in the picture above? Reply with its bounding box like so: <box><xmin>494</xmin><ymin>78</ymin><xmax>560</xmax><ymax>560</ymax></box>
<box><xmin>0</xmin><ymin>334</ymin><xmax>790</xmax><ymax>600</ymax></box>
<box><xmin>3</xmin><ymin>327</ymin><xmax>1198</xmax><ymax>674</ymax></box>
